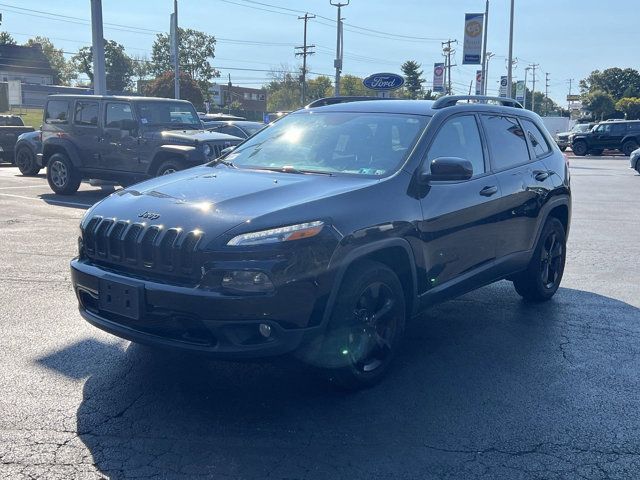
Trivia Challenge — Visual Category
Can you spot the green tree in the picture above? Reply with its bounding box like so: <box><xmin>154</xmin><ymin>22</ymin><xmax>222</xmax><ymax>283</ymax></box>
<box><xmin>145</xmin><ymin>71</ymin><xmax>204</xmax><ymax>109</ymax></box>
<box><xmin>615</xmin><ymin>97</ymin><xmax>640</xmax><ymax>119</ymax></box>
<box><xmin>24</xmin><ymin>36</ymin><xmax>75</xmax><ymax>85</ymax></box>
<box><xmin>340</xmin><ymin>74</ymin><xmax>372</xmax><ymax>96</ymax></box>
<box><xmin>265</xmin><ymin>68</ymin><xmax>301</xmax><ymax>111</ymax></box>
<box><xmin>0</xmin><ymin>32</ymin><xmax>16</xmax><ymax>45</ymax></box>
<box><xmin>72</xmin><ymin>40</ymin><xmax>134</xmax><ymax>92</ymax></box>
<box><xmin>582</xmin><ymin>90</ymin><xmax>616</xmax><ymax>120</ymax></box>
<box><xmin>306</xmin><ymin>75</ymin><xmax>333</xmax><ymax>101</ymax></box>
<box><xmin>151</xmin><ymin>28</ymin><xmax>219</xmax><ymax>95</ymax></box>
<box><xmin>400</xmin><ymin>60</ymin><xmax>425</xmax><ymax>99</ymax></box>
<box><xmin>579</xmin><ymin>68</ymin><xmax>640</xmax><ymax>101</ymax></box>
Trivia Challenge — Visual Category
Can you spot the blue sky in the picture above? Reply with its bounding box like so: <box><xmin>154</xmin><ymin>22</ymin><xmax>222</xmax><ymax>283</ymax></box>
<box><xmin>2</xmin><ymin>0</ymin><xmax>637</xmax><ymax>105</ymax></box>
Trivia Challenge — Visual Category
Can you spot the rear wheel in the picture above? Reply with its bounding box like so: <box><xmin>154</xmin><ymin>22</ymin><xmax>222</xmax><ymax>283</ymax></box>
<box><xmin>155</xmin><ymin>159</ymin><xmax>184</xmax><ymax>177</ymax></box>
<box><xmin>319</xmin><ymin>260</ymin><xmax>406</xmax><ymax>390</ymax></box>
<box><xmin>622</xmin><ymin>140</ymin><xmax>638</xmax><ymax>156</ymax></box>
<box><xmin>46</xmin><ymin>153</ymin><xmax>81</xmax><ymax>195</ymax></box>
<box><xmin>513</xmin><ymin>217</ymin><xmax>566</xmax><ymax>302</ymax></box>
<box><xmin>572</xmin><ymin>140</ymin><xmax>588</xmax><ymax>156</ymax></box>
<box><xmin>15</xmin><ymin>147</ymin><xmax>41</xmax><ymax>176</ymax></box>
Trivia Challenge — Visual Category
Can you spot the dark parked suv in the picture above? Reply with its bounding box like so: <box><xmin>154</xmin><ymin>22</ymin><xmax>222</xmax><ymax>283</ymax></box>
<box><xmin>40</xmin><ymin>95</ymin><xmax>242</xmax><ymax>194</ymax></box>
<box><xmin>571</xmin><ymin>119</ymin><xmax>640</xmax><ymax>156</ymax></box>
<box><xmin>71</xmin><ymin>96</ymin><xmax>571</xmax><ymax>389</ymax></box>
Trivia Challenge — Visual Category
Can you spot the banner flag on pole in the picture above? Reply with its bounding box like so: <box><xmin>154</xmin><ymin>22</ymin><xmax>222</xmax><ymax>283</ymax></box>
<box><xmin>433</xmin><ymin>63</ymin><xmax>445</xmax><ymax>92</ymax></box>
<box><xmin>462</xmin><ymin>13</ymin><xmax>484</xmax><ymax>64</ymax></box>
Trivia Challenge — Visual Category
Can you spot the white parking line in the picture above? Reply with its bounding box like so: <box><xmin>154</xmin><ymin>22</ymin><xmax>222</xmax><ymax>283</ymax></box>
<box><xmin>0</xmin><ymin>192</ymin><xmax>93</xmax><ymax>208</ymax></box>
<box><xmin>0</xmin><ymin>185</ymin><xmax>49</xmax><ymax>190</ymax></box>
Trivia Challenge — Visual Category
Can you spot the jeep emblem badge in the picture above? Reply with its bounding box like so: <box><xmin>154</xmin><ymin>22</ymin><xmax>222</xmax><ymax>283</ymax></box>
<box><xmin>138</xmin><ymin>211</ymin><xmax>161</xmax><ymax>220</ymax></box>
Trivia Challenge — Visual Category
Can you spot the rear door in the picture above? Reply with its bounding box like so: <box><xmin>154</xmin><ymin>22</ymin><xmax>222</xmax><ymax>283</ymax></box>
<box><xmin>418</xmin><ymin>114</ymin><xmax>502</xmax><ymax>287</ymax></box>
<box><xmin>481</xmin><ymin>114</ymin><xmax>554</xmax><ymax>258</ymax></box>
<box><xmin>72</xmin><ymin>100</ymin><xmax>101</xmax><ymax>169</ymax></box>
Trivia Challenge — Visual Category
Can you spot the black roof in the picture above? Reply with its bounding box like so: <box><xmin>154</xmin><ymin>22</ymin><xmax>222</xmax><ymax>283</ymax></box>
<box><xmin>0</xmin><ymin>44</ymin><xmax>54</xmax><ymax>76</ymax></box>
<box><xmin>47</xmin><ymin>94</ymin><xmax>194</xmax><ymax>104</ymax></box>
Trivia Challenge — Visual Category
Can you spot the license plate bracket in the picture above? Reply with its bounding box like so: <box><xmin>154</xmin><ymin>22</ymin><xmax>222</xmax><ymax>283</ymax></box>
<box><xmin>98</xmin><ymin>276</ymin><xmax>144</xmax><ymax>320</ymax></box>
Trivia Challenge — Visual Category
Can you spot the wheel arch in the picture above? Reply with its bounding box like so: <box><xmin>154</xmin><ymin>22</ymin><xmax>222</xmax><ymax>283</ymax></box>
<box><xmin>42</xmin><ymin>140</ymin><xmax>81</xmax><ymax>168</ymax></box>
<box><xmin>148</xmin><ymin>148</ymin><xmax>189</xmax><ymax>176</ymax></box>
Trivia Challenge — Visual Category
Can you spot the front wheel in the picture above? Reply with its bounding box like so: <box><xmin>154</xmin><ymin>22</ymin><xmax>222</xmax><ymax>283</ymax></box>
<box><xmin>513</xmin><ymin>217</ymin><xmax>566</xmax><ymax>302</ymax></box>
<box><xmin>622</xmin><ymin>140</ymin><xmax>639</xmax><ymax>156</ymax></box>
<box><xmin>16</xmin><ymin>147</ymin><xmax>41</xmax><ymax>176</ymax></box>
<box><xmin>572</xmin><ymin>140</ymin><xmax>588</xmax><ymax>156</ymax></box>
<box><xmin>46</xmin><ymin>153</ymin><xmax>81</xmax><ymax>195</ymax></box>
<box><xmin>155</xmin><ymin>159</ymin><xmax>184</xmax><ymax>177</ymax></box>
<box><xmin>319</xmin><ymin>260</ymin><xmax>406</xmax><ymax>390</ymax></box>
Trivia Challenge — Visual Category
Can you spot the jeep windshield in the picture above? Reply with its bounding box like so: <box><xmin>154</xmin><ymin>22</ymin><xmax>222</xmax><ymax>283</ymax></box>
<box><xmin>135</xmin><ymin>101</ymin><xmax>201</xmax><ymax>129</ymax></box>
<box><xmin>219</xmin><ymin>111</ymin><xmax>429</xmax><ymax>176</ymax></box>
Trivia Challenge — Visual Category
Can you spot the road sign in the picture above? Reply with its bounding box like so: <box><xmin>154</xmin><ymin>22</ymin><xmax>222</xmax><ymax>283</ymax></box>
<box><xmin>362</xmin><ymin>73</ymin><xmax>405</xmax><ymax>91</ymax></box>
<box><xmin>567</xmin><ymin>94</ymin><xmax>580</xmax><ymax>101</ymax></box>
<box><xmin>499</xmin><ymin>76</ymin><xmax>508</xmax><ymax>97</ymax></box>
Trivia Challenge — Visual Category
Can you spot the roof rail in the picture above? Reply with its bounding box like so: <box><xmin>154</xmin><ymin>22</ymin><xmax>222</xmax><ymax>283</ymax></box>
<box><xmin>305</xmin><ymin>96</ymin><xmax>392</xmax><ymax>109</ymax></box>
<box><xmin>432</xmin><ymin>95</ymin><xmax>523</xmax><ymax>110</ymax></box>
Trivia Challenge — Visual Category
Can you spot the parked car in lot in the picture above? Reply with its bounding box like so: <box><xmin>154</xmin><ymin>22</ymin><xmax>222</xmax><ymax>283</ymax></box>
<box><xmin>555</xmin><ymin>122</ymin><xmax>595</xmax><ymax>151</ymax></box>
<box><xmin>0</xmin><ymin>114</ymin><xmax>35</xmax><ymax>163</ymax></box>
<box><xmin>14</xmin><ymin>130</ymin><xmax>42</xmax><ymax>176</ymax></box>
<box><xmin>630</xmin><ymin>147</ymin><xmax>640</xmax><ymax>174</ymax></box>
<box><xmin>71</xmin><ymin>95</ymin><xmax>571</xmax><ymax>389</ymax></box>
<box><xmin>571</xmin><ymin>119</ymin><xmax>640</xmax><ymax>156</ymax></box>
<box><xmin>204</xmin><ymin>120</ymin><xmax>265</xmax><ymax>139</ymax></box>
<box><xmin>40</xmin><ymin>95</ymin><xmax>243</xmax><ymax>195</ymax></box>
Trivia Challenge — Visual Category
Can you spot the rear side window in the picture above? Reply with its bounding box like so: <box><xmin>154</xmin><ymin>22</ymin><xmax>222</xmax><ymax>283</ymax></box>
<box><xmin>611</xmin><ymin>123</ymin><xmax>626</xmax><ymax>135</ymax></box>
<box><xmin>628</xmin><ymin>123</ymin><xmax>640</xmax><ymax>132</ymax></box>
<box><xmin>481</xmin><ymin>115</ymin><xmax>530</xmax><ymax>171</ymax></box>
<box><xmin>45</xmin><ymin>100</ymin><xmax>69</xmax><ymax>124</ymax></box>
<box><xmin>427</xmin><ymin>115</ymin><xmax>485</xmax><ymax>176</ymax></box>
<box><xmin>74</xmin><ymin>101</ymin><xmax>99</xmax><ymax>127</ymax></box>
<box><xmin>521</xmin><ymin>119</ymin><xmax>551</xmax><ymax>157</ymax></box>
<box><xmin>105</xmin><ymin>103</ymin><xmax>134</xmax><ymax>128</ymax></box>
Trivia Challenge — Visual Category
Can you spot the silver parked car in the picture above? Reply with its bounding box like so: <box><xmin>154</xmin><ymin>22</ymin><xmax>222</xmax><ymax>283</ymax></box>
<box><xmin>630</xmin><ymin>147</ymin><xmax>640</xmax><ymax>173</ymax></box>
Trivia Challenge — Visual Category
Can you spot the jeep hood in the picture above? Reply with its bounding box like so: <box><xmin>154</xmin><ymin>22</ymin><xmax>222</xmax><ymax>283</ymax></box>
<box><xmin>86</xmin><ymin>165</ymin><xmax>373</xmax><ymax>241</ymax></box>
<box><xmin>148</xmin><ymin>129</ymin><xmax>242</xmax><ymax>143</ymax></box>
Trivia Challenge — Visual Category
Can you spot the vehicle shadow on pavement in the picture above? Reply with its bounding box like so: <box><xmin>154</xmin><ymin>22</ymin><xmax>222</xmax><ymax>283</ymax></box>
<box><xmin>38</xmin><ymin>189</ymin><xmax>114</xmax><ymax>209</ymax></box>
<box><xmin>39</xmin><ymin>283</ymin><xmax>640</xmax><ymax>479</ymax></box>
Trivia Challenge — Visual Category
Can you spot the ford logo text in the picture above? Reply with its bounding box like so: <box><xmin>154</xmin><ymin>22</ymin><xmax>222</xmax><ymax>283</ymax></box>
<box><xmin>362</xmin><ymin>73</ymin><xmax>405</xmax><ymax>91</ymax></box>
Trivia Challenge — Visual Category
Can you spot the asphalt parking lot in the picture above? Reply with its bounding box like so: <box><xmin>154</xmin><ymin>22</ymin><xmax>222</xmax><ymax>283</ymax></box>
<box><xmin>0</xmin><ymin>155</ymin><xmax>639</xmax><ymax>480</ymax></box>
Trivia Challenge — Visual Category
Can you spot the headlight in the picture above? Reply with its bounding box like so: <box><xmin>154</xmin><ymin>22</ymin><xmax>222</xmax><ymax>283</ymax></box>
<box><xmin>203</xmin><ymin>143</ymin><xmax>212</xmax><ymax>157</ymax></box>
<box><xmin>227</xmin><ymin>221</ymin><xmax>324</xmax><ymax>246</ymax></box>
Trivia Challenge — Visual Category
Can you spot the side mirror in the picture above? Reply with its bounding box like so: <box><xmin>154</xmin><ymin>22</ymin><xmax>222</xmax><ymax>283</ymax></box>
<box><xmin>120</xmin><ymin>119</ymin><xmax>138</xmax><ymax>135</ymax></box>
<box><xmin>419</xmin><ymin>157</ymin><xmax>473</xmax><ymax>183</ymax></box>
<box><xmin>220</xmin><ymin>145</ymin><xmax>237</xmax><ymax>157</ymax></box>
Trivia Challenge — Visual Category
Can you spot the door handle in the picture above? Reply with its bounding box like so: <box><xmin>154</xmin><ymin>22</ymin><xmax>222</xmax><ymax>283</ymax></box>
<box><xmin>479</xmin><ymin>185</ymin><xmax>498</xmax><ymax>197</ymax></box>
<box><xmin>533</xmin><ymin>170</ymin><xmax>550</xmax><ymax>181</ymax></box>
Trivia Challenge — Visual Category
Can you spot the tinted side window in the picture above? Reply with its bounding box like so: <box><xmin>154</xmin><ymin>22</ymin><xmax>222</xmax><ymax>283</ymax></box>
<box><xmin>611</xmin><ymin>123</ymin><xmax>626</xmax><ymax>135</ymax></box>
<box><xmin>521</xmin><ymin>119</ymin><xmax>551</xmax><ymax>157</ymax></box>
<box><xmin>481</xmin><ymin>115</ymin><xmax>529</xmax><ymax>170</ymax></box>
<box><xmin>427</xmin><ymin>115</ymin><xmax>485</xmax><ymax>177</ymax></box>
<box><xmin>45</xmin><ymin>100</ymin><xmax>69</xmax><ymax>124</ymax></box>
<box><xmin>105</xmin><ymin>103</ymin><xmax>134</xmax><ymax>128</ymax></box>
<box><xmin>74</xmin><ymin>102</ymin><xmax>99</xmax><ymax>127</ymax></box>
<box><xmin>628</xmin><ymin>123</ymin><xmax>640</xmax><ymax>132</ymax></box>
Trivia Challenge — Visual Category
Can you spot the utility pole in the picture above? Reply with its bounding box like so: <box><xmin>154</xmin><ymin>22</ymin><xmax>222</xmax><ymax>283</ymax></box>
<box><xmin>330</xmin><ymin>0</ymin><xmax>348</xmax><ymax>96</ymax></box>
<box><xmin>567</xmin><ymin>78</ymin><xmax>573</xmax><ymax>112</ymax></box>
<box><xmin>484</xmin><ymin>52</ymin><xmax>495</xmax><ymax>95</ymax></box>
<box><xmin>171</xmin><ymin>0</ymin><xmax>180</xmax><ymax>99</ymax></box>
<box><xmin>90</xmin><ymin>0</ymin><xmax>106</xmax><ymax>95</ymax></box>
<box><xmin>529</xmin><ymin>63</ymin><xmax>539</xmax><ymax>113</ymax></box>
<box><xmin>480</xmin><ymin>0</ymin><xmax>489</xmax><ymax>96</ymax></box>
<box><xmin>506</xmin><ymin>0</ymin><xmax>515</xmax><ymax>98</ymax></box>
<box><xmin>545</xmin><ymin>72</ymin><xmax>550</xmax><ymax>116</ymax></box>
<box><xmin>524</xmin><ymin>66</ymin><xmax>531</xmax><ymax>109</ymax></box>
<box><xmin>227</xmin><ymin>73</ymin><xmax>232</xmax><ymax>114</ymax></box>
<box><xmin>441</xmin><ymin>39</ymin><xmax>457</xmax><ymax>95</ymax></box>
<box><xmin>296</xmin><ymin>13</ymin><xmax>316</xmax><ymax>105</ymax></box>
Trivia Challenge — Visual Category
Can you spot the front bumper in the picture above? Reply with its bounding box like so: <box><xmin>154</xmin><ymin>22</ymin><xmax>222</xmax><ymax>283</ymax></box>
<box><xmin>556</xmin><ymin>137</ymin><xmax>570</xmax><ymax>149</ymax></box>
<box><xmin>71</xmin><ymin>259</ymin><xmax>325</xmax><ymax>358</ymax></box>
<box><xmin>630</xmin><ymin>154</ymin><xmax>640</xmax><ymax>170</ymax></box>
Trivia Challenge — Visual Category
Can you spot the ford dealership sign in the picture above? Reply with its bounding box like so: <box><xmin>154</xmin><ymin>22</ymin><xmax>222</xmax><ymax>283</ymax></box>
<box><xmin>363</xmin><ymin>73</ymin><xmax>405</xmax><ymax>91</ymax></box>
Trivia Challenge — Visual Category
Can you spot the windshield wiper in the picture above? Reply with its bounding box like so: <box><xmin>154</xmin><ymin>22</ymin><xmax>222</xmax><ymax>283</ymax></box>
<box><xmin>257</xmin><ymin>166</ymin><xmax>333</xmax><ymax>176</ymax></box>
<box><xmin>210</xmin><ymin>157</ymin><xmax>235</xmax><ymax>168</ymax></box>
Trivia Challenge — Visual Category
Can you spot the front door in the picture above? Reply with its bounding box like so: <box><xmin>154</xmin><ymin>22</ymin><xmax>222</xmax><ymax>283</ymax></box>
<box><xmin>72</xmin><ymin>100</ymin><xmax>101</xmax><ymax>169</ymax></box>
<box><xmin>101</xmin><ymin>102</ymin><xmax>142</xmax><ymax>173</ymax></box>
<box><xmin>418</xmin><ymin>114</ymin><xmax>502</xmax><ymax>289</ymax></box>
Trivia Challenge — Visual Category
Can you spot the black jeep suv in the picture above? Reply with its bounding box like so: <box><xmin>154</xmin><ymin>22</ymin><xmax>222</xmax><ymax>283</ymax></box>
<box><xmin>40</xmin><ymin>95</ymin><xmax>242</xmax><ymax>194</ymax></box>
<box><xmin>71</xmin><ymin>96</ymin><xmax>571</xmax><ymax>389</ymax></box>
<box><xmin>571</xmin><ymin>119</ymin><xmax>640</xmax><ymax>156</ymax></box>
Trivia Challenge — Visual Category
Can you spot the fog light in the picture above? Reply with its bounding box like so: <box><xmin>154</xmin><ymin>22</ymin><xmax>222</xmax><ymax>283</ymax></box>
<box><xmin>259</xmin><ymin>323</ymin><xmax>272</xmax><ymax>338</ymax></box>
<box><xmin>221</xmin><ymin>270</ymin><xmax>275</xmax><ymax>294</ymax></box>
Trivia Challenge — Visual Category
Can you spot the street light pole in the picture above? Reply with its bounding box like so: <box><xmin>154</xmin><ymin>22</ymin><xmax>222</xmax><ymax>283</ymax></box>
<box><xmin>506</xmin><ymin>0</ymin><xmax>515</xmax><ymax>98</ymax></box>
<box><xmin>480</xmin><ymin>0</ymin><xmax>489</xmax><ymax>97</ymax></box>
<box><xmin>484</xmin><ymin>52</ymin><xmax>495</xmax><ymax>96</ymax></box>
<box><xmin>90</xmin><ymin>0</ymin><xmax>106</xmax><ymax>95</ymax></box>
<box><xmin>171</xmin><ymin>0</ymin><xmax>180</xmax><ymax>99</ymax></box>
<box><xmin>524</xmin><ymin>66</ymin><xmax>531</xmax><ymax>109</ymax></box>
<box><xmin>330</xmin><ymin>0</ymin><xmax>348</xmax><ymax>96</ymax></box>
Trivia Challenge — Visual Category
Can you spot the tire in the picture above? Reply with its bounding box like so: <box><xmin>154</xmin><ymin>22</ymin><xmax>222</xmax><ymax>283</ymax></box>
<box><xmin>319</xmin><ymin>260</ymin><xmax>406</xmax><ymax>390</ymax></box>
<box><xmin>622</xmin><ymin>140</ymin><xmax>638</xmax><ymax>156</ymax></box>
<box><xmin>559</xmin><ymin>146</ymin><xmax>567</xmax><ymax>152</ymax></box>
<box><xmin>513</xmin><ymin>217</ymin><xmax>566</xmax><ymax>302</ymax></box>
<box><xmin>46</xmin><ymin>153</ymin><xmax>81</xmax><ymax>195</ymax></box>
<box><xmin>572</xmin><ymin>140</ymin><xmax>588</xmax><ymax>156</ymax></box>
<box><xmin>15</xmin><ymin>147</ymin><xmax>41</xmax><ymax>176</ymax></box>
<box><xmin>155</xmin><ymin>159</ymin><xmax>184</xmax><ymax>177</ymax></box>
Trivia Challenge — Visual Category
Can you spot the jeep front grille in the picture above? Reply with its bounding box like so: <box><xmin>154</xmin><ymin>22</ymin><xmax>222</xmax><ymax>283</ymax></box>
<box><xmin>82</xmin><ymin>216</ymin><xmax>203</xmax><ymax>280</ymax></box>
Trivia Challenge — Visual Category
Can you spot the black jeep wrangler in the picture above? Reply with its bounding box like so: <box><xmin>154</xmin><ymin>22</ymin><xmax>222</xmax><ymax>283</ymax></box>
<box><xmin>571</xmin><ymin>119</ymin><xmax>640</xmax><ymax>156</ymax></box>
<box><xmin>72</xmin><ymin>95</ymin><xmax>571</xmax><ymax>389</ymax></box>
<box><xmin>39</xmin><ymin>95</ymin><xmax>242</xmax><ymax>194</ymax></box>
